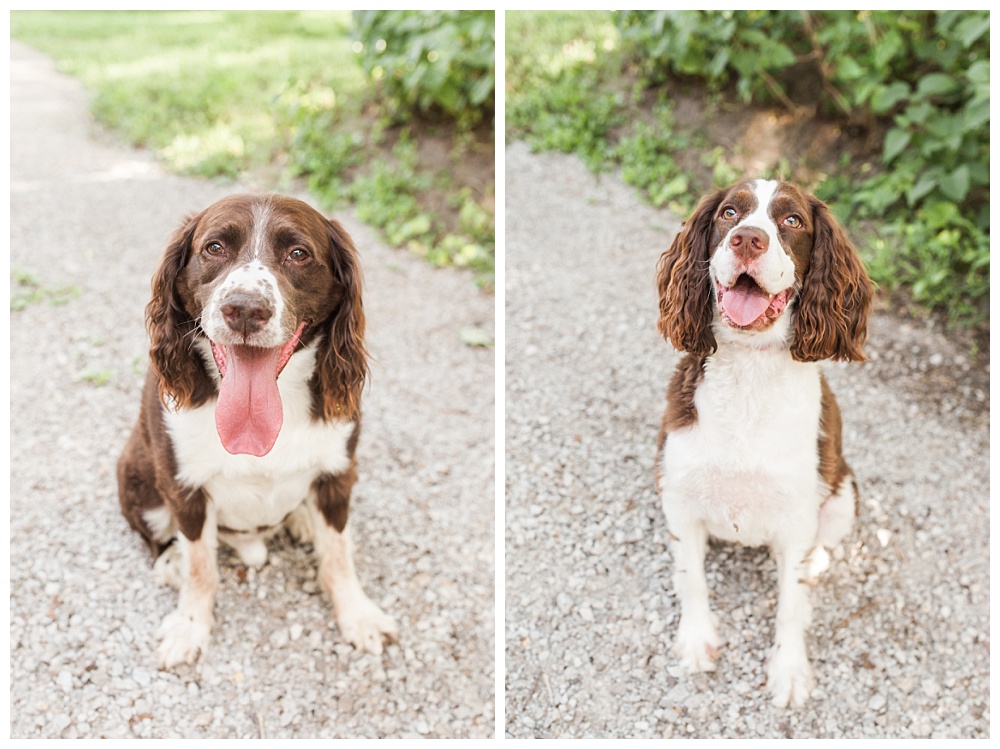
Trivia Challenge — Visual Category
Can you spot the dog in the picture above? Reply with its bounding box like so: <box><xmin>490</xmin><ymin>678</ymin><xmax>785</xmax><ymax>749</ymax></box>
<box><xmin>117</xmin><ymin>193</ymin><xmax>398</xmax><ymax>668</ymax></box>
<box><xmin>654</xmin><ymin>178</ymin><xmax>873</xmax><ymax>706</ymax></box>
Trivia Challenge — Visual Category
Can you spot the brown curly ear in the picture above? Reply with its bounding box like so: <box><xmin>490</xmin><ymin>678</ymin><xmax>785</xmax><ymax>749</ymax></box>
<box><xmin>656</xmin><ymin>188</ymin><xmax>727</xmax><ymax>355</ymax></box>
<box><xmin>790</xmin><ymin>197</ymin><xmax>873</xmax><ymax>363</ymax></box>
<box><xmin>146</xmin><ymin>214</ymin><xmax>208</xmax><ymax>408</ymax></box>
<box><xmin>314</xmin><ymin>218</ymin><xmax>369</xmax><ymax>422</ymax></box>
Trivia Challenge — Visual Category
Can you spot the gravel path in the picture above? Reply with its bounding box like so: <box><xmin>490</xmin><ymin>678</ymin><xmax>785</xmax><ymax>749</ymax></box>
<box><xmin>9</xmin><ymin>41</ymin><xmax>495</xmax><ymax>739</ymax></box>
<box><xmin>504</xmin><ymin>139</ymin><xmax>989</xmax><ymax>738</ymax></box>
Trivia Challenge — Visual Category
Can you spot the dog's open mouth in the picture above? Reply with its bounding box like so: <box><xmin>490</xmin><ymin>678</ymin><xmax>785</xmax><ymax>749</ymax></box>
<box><xmin>716</xmin><ymin>275</ymin><xmax>791</xmax><ymax>329</ymax></box>
<box><xmin>210</xmin><ymin>320</ymin><xmax>308</xmax><ymax>457</ymax></box>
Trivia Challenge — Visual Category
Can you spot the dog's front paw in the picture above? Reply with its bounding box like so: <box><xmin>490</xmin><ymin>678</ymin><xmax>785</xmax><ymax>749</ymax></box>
<box><xmin>672</xmin><ymin>621</ymin><xmax>723</xmax><ymax>673</ymax></box>
<box><xmin>802</xmin><ymin>545</ymin><xmax>831</xmax><ymax>583</ymax></box>
<box><xmin>337</xmin><ymin>598</ymin><xmax>399</xmax><ymax>655</ymax></box>
<box><xmin>157</xmin><ymin>610</ymin><xmax>213</xmax><ymax>669</ymax></box>
<box><xmin>766</xmin><ymin>647</ymin><xmax>815</xmax><ymax>707</ymax></box>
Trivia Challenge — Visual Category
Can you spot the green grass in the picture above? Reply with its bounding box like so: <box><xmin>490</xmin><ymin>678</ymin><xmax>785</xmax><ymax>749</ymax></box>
<box><xmin>12</xmin><ymin>11</ymin><xmax>364</xmax><ymax>176</ymax></box>
<box><xmin>10</xmin><ymin>268</ymin><xmax>79</xmax><ymax>311</ymax></box>
<box><xmin>11</xmin><ymin>10</ymin><xmax>494</xmax><ymax>285</ymax></box>
<box><xmin>505</xmin><ymin>11</ymin><xmax>704</xmax><ymax>216</ymax></box>
<box><xmin>506</xmin><ymin>11</ymin><xmax>623</xmax><ymax>170</ymax></box>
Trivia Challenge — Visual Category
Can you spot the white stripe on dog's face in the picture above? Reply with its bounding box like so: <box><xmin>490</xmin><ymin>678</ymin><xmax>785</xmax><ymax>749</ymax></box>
<box><xmin>198</xmin><ymin>199</ymin><xmax>289</xmax><ymax>347</ymax></box>
<box><xmin>249</xmin><ymin>201</ymin><xmax>272</xmax><ymax>262</ymax></box>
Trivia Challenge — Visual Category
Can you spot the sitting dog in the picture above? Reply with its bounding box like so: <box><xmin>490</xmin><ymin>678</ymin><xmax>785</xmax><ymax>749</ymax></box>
<box><xmin>117</xmin><ymin>194</ymin><xmax>398</xmax><ymax>668</ymax></box>
<box><xmin>654</xmin><ymin>179</ymin><xmax>872</xmax><ymax>706</ymax></box>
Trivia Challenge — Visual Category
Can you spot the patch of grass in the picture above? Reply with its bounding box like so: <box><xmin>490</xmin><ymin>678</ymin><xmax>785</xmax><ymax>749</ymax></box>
<box><xmin>12</xmin><ymin>11</ymin><xmax>363</xmax><ymax>177</ymax></box>
<box><xmin>10</xmin><ymin>268</ymin><xmax>80</xmax><ymax>311</ymax></box>
<box><xmin>11</xmin><ymin>10</ymin><xmax>494</xmax><ymax>284</ymax></box>
<box><xmin>506</xmin><ymin>11</ymin><xmax>623</xmax><ymax>170</ymax></box>
<box><xmin>506</xmin><ymin>12</ymin><xmax>707</xmax><ymax>210</ymax></box>
<box><xmin>78</xmin><ymin>367</ymin><xmax>116</xmax><ymax>386</ymax></box>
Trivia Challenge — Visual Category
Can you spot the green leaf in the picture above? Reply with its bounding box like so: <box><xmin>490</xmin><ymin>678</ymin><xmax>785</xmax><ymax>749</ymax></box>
<box><xmin>955</xmin><ymin>14</ymin><xmax>990</xmax><ymax>47</ymax></box>
<box><xmin>963</xmin><ymin>99</ymin><xmax>990</xmax><ymax>131</ymax></box>
<box><xmin>707</xmin><ymin>48</ymin><xmax>729</xmax><ymax>78</ymax></box>
<box><xmin>765</xmin><ymin>42</ymin><xmax>796</xmax><ymax>70</ymax></box>
<box><xmin>459</xmin><ymin>326</ymin><xmax>493</xmax><ymax>348</ymax></box>
<box><xmin>872</xmin><ymin>29</ymin><xmax>904</xmax><ymax>69</ymax></box>
<box><xmin>836</xmin><ymin>56</ymin><xmax>864</xmax><ymax>81</ymax></box>
<box><xmin>870</xmin><ymin>82</ymin><xmax>910</xmax><ymax>114</ymax></box>
<box><xmin>916</xmin><ymin>73</ymin><xmax>959</xmax><ymax>98</ymax></box>
<box><xmin>883</xmin><ymin>127</ymin><xmax>911</xmax><ymax>163</ymax></box>
<box><xmin>922</xmin><ymin>200</ymin><xmax>959</xmax><ymax>229</ymax></box>
<box><xmin>938</xmin><ymin>165</ymin><xmax>971</xmax><ymax>201</ymax></box>
<box><xmin>966</xmin><ymin>59</ymin><xmax>990</xmax><ymax>87</ymax></box>
<box><xmin>907</xmin><ymin>169</ymin><xmax>941</xmax><ymax>205</ymax></box>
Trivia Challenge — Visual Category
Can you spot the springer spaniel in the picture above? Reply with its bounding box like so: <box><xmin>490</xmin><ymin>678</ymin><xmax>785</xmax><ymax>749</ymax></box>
<box><xmin>654</xmin><ymin>179</ymin><xmax>872</xmax><ymax>707</ymax></box>
<box><xmin>117</xmin><ymin>194</ymin><xmax>398</xmax><ymax>668</ymax></box>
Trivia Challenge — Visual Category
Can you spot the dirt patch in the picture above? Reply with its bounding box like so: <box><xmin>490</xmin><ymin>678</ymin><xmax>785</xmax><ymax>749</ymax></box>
<box><xmin>413</xmin><ymin>118</ymin><xmax>495</xmax><ymax>235</ymax></box>
<box><xmin>645</xmin><ymin>78</ymin><xmax>882</xmax><ymax>191</ymax></box>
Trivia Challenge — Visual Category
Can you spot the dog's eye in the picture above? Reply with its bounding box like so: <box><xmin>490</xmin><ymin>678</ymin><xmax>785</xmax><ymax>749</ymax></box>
<box><xmin>205</xmin><ymin>242</ymin><xmax>225</xmax><ymax>256</ymax></box>
<box><xmin>721</xmin><ymin>207</ymin><xmax>738</xmax><ymax>220</ymax></box>
<box><xmin>286</xmin><ymin>247</ymin><xmax>310</xmax><ymax>264</ymax></box>
<box><xmin>784</xmin><ymin>215</ymin><xmax>802</xmax><ymax>228</ymax></box>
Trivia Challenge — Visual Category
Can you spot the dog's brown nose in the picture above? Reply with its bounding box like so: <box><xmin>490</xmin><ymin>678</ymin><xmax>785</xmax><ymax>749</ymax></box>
<box><xmin>221</xmin><ymin>293</ymin><xmax>274</xmax><ymax>336</ymax></box>
<box><xmin>729</xmin><ymin>226</ymin><xmax>769</xmax><ymax>264</ymax></box>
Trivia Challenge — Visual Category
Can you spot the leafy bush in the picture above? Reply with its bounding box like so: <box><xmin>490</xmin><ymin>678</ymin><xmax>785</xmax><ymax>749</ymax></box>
<box><xmin>613</xmin><ymin>10</ymin><xmax>990</xmax><ymax>323</ymax></box>
<box><xmin>353</xmin><ymin>10</ymin><xmax>494</xmax><ymax>127</ymax></box>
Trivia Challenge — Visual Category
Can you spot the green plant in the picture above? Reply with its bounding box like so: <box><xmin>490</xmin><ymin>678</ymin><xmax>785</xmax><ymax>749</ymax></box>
<box><xmin>353</xmin><ymin>10</ymin><xmax>494</xmax><ymax>127</ymax></box>
<box><xmin>79</xmin><ymin>368</ymin><xmax>116</xmax><ymax>386</ymax></box>
<box><xmin>10</xmin><ymin>10</ymin><xmax>363</xmax><ymax>178</ymax></box>
<box><xmin>13</xmin><ymin>11</ymin><xmax>495</xmax><ymax>285</ymax></box>
<box><xmin>10</xmin><ymin>268</ymin><xmax>79</xmax><ymax>311</ymax></box>
<box><xmin>536</xmin><ymin>9</ymin><xmax>990</xmax><ymax>323</ymax></box>
<box><xmin>506</xmin><ymin>11</ymin><xmax>623</xmax><ymax>170</ymax></box>
<box><xmin>613</xmin><ymin>102</ymin><xmax>694</xmax><ymax>212</ymax></box>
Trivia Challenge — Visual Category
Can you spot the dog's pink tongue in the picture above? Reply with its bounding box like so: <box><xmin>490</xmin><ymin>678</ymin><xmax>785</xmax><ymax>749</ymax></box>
<box><xmin>216</xmin><ymin>345</ymin><xmax>283</xmax><ymax>457</ymax></box>
<box><xmin>722</xmin><ymin>277</ymin><xmax>773</xmax><ymax>326</ymax></box>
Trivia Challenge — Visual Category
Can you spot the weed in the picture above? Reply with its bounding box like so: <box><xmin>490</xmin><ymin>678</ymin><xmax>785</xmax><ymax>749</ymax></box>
<box><xmin>11</xmin><ymin>268</ymin><xmax>79</xmax><ymax>311</ymax></box>
<box><xmin>79</xmin><ymin>368</ymin><xmax>116</xmax><ymax>386</ymax></box>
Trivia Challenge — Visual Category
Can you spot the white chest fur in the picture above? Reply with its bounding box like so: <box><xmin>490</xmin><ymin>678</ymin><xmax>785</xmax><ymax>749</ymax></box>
<box><xmin>163</xmin><ymin>342</ymin><xmax>356</xmax><ymax>531</ymax></box>
<box><xmin>660</xmin><ymin>345</ymin><xmax>823</xmax><ymax>546</ymax></box>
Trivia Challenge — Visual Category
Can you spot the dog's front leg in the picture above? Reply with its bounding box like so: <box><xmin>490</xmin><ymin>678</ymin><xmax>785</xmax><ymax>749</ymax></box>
<box><xmin>157</xmin><ymin>501</ymin><xmax>219</xmax><ymax>668</ymax></box>
<box><xmin>766</xmin><ymin>541</ymin><xmax>816</xmax><ymax>707</ymax></box>
<box><xmin>667</xmin><ymin>514</ymin><xmax>723</xmax><ymax>672</ymax></box>
<box><xmin>311</xmin><ymin>472</ymin><xmax>398</xmax><ymax>654</ymax></box>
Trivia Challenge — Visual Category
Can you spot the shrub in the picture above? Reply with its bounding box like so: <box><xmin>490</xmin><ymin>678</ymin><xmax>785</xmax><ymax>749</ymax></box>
<box><xmin>353</xmin><ymin>10</ymin><xmax>494</xmax><ymax>127</ymax></box>
<box><xmin>615</xmin><ymin>10</ymin><xmax>989</xmax><ymax>323</ymax></box>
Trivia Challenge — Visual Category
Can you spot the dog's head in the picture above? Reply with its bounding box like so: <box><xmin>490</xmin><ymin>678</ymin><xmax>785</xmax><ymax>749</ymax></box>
<box><xmin>146</xmin><ymin>194</ymin><xmax>367</xmax><ymax>455</ymax></box>
<box><xmin>656</xmin><ymin>179</ymin><xmax>872</xmax><ymax>361</ymax></box>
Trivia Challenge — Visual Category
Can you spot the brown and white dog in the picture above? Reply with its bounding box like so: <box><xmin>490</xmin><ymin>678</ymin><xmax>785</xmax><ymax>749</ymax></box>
<box><xmin>117</xmin><ymin>194</ymin><xmax>398</xmax><ymax>668</ymax></box>
<box><xmin>654</xmin><ymin>179</ymin><xmax>872</xmax><ymax>706</ymax></box>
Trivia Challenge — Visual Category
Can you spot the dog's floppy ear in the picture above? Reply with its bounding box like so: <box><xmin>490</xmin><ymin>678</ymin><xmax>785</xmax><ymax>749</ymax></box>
<box><xmin>147</xmin><ymin>213</ymin><xmax>208</xmax><ymax>408</ymax></box>
<box><xmin>313</xmin><ymin>217</ymin><xmax>369</xmax><ymax>422</ymax></box>
<box><xmin>656</xmin><ymin>188</ymin><xmax>727</xmax><ymax>355</ymax></box>
<box><xmin>790</xmin><ymin>197</ymin><xmax>873</xmax><ymax>363</ymax></box>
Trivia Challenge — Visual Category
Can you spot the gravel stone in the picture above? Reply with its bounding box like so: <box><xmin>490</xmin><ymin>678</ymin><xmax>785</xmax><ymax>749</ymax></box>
<box><xmin>10</xmin><ymin>41</ymin><xmax>493</xmax><ymax>739</ymax></box>
<box><xmin>504</xmin><ymin>141</ymin><xmax>989</xmax><ymax>739</ymax></box>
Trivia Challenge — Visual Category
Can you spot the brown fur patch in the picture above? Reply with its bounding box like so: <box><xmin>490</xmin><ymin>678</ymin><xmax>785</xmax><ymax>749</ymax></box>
<box><xmin>655</xmin><ymin>354</ymin><xmax>707</xmax><ymax>487</ymax></box>
<box><xmin>817</xmin><ymin>374</ymin><xmax>851</xmax><ymax>498</ymax></box>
